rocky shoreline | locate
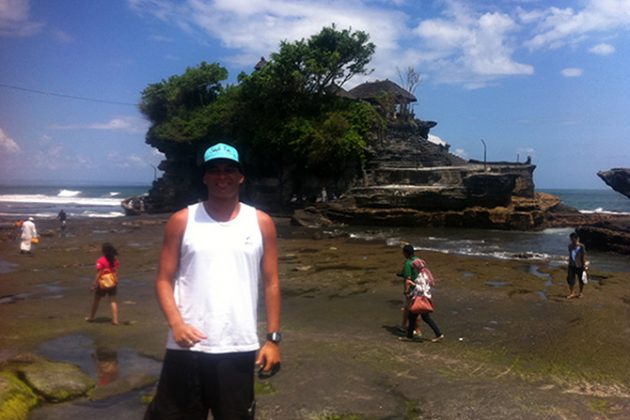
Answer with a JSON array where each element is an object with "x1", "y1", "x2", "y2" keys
[{"x1": 1, "y1": 216, "x2": 629, "y2": 418}]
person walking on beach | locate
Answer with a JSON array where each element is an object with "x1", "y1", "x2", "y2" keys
[
  {"x1": 398, "y1": 247, "x2": 421, "y2": 337},
  {"x1": 400, "y1": 245, "x2": 444, "y2": 342},
  {"x1": 19, "y1": 217, "x2": 38, "y2": 255},
  {"x1": 86, "y1": 242, "x2": 120, "y2": 325},
  {"x1": 567, "y1": 232, "x2": 587, "y2": 299},
  {"x1": 57, "y1": 209, "x2": 67, "y2": 233},
  {"x1": 145, "y1": 142, "x2": 281, "y2": 420}
]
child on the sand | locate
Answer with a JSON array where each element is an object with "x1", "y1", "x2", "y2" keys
[{"x1": 86, "y1": 242, "x2": 120, "y2": 325}]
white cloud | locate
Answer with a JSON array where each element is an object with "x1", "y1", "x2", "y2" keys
[
  {"x1": 128, "y1": 0, "x2": 630, "y2": 89},
  {"x1": 589, "y1": 42, "x2": 615, "y2": 55},
  {"x1": 129, "y1": 0, "x2": 408, "y2": 83},
  {"x1": 0, "y1": 0, "x2": 43, "y2": 37},
  {"x1": 412, "y1": 4, "x2": 533, "y2": 87},
  {"x1": 50, "y1": 116, "x2": 149, "y2": 134},
  {"x1": 523, "y1": 0, "x2": 630, "y2": 50},
  {"x1": 106, "y1": 150, "x2": 164, "y2": 169},
  {"x1": 129, "y1": 0, "x2": 535, "y2": 88},
  {"x1": 52, "y1": 28, "x2": 74, "y2": 43},
  {"x1": 517, "y1": 147, "x2": 535, "y2": 159},
  {"x1": 30, "y1": 143, "x2": 93, "y2": 171},
  {"x1": 561, "y1": 67, "x2": 583, "y2": 77},
  {"x1": 453, "y1": 148, "x2": 468, "y2": 159},
  {"x1": 0, "y1": 127, "x2": 21, "y2": 153}
]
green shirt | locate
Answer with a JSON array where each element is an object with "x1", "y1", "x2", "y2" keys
[{"x1": 402, "y1": 256, "x2": 419, "y2": 280}]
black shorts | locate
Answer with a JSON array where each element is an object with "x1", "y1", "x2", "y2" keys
[
  {"x1": 144, "y1": 349, "x2": 256, "y2": 420},
  {"x1": 95, "y1": 286, "x2": 117, "y2": 297},
  {"x1": 566, "y1": 266, "x2": 584, "y2": 286}
]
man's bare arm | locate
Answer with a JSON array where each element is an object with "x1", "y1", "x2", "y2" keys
[
  {"x1": 255, "y1": 210, "x2": 281, "y2": 371},
  {"x1": 155, "y1": 208, "x2": 207, "y2": 347}
]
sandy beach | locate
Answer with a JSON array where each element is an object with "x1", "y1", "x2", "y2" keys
[{"x1": 1, "y1": 215, "x2": 629, "y2": 419}]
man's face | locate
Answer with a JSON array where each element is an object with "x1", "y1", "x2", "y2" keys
[{"x1": 203, "y1": 160, "x2": 244, "y2": 198}]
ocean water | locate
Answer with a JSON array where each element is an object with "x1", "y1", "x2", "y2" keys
[
  {"x1": 0, "y1": 185, "x2": 149, "y2": 219},
  {"x1": 540, "y1": 188, "x2": 630, "y2": 215},
  {"x1": 344, "y1": 188, "x2": 630, "y2": 273}
]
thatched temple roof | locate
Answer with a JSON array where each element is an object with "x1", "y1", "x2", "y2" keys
[
  {"x1": 348, "y1": 79, "x2": 416, "y2": 104},
  {"x1": 254, "y1": 57, "x2": 267, "y2": 71}
]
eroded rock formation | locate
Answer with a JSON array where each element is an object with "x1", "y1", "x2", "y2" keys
[
  {"x1": 321, "y1": 123, "x2": 547, "y2": 230},
  {"x1": 598, "y1": 168, "x2": 630, "y2": 199}
]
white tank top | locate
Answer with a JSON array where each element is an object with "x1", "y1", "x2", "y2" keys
[{"x1": 166, "y1": 202, "x2": 263, "y2": 354}]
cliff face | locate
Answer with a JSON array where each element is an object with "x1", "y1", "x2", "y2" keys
[
  {"x1": 144, "y1": 140, "x2": 205, "y2": 214},
  {"x1": 598, "y1": 168, "x2": 630, "y2": 199}
]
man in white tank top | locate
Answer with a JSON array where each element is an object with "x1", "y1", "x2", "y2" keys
[{"x1": 145, "y1": 143, "x2": 281, "y2": 420}]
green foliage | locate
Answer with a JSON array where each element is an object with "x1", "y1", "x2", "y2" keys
[
  {"x1": 140, "y1": 26, "x2": 379, "y2": 184},
  {"x1": 232, "y1": 26, "x2": 377, "y2": 177},
  {"x1": 140, "y1": 62, "x2": 228, "y2": 143}
]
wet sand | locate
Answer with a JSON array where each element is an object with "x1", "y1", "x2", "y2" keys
[{"x1": 1, "y1": 216, "x2": 629, "y2": 419}]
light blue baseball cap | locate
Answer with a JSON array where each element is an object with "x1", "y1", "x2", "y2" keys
[{"x1": 203, "y1": 143, "x2": 240, "y2": 166}]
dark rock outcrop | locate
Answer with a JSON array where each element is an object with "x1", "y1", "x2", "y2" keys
[
  {"x1": 291, "y1": 207, "x2": 333, "y2": 228},
  {"x1": 321, "y1": 122, "x2": 545, "y2": 229},
  {"x1": 576, "y1": 219, "x2": 630, "y2": 254},
  {"x1": 598, "y1": 168, "x2": 630, "y2": 199},
  {"x1": 326, "y1": 193, "x2": 558, "y2": 230}
]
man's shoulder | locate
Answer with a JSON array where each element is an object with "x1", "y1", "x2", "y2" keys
[{"x1": 165, "y1": 207, "x2": 190, "y2": 232}]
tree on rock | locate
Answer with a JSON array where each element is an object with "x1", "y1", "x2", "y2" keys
[{"x1": 139, "y1": 27, "x2": 382, "y2": 213}]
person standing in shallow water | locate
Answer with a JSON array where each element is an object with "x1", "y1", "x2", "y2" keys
[
  {"x1": 86, "y1": 242, "x2": 120, "y2": 325},
  {"x1": 400, "y1": 245, "x2": 444, "y2": 342},
  {"x1": 19, "y1": 217, "x2": 38, "y2": 255},
  {"x1": 567, "y1": 232, "x2": 587, "y2": 299},
  {"x1": 145, "y1": 143, "x2": 281, "y2": 420},
  {"x1": 57, "y1": 209, "x2": 67, "y2": 233}
]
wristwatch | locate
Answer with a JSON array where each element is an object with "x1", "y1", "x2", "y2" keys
[{"x1": 266, "y1": 332, "x2": 282, "y2": 344}]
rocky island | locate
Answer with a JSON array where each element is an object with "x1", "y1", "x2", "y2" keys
[{"x1": 128, "y1": 27, "x2": 628, "y2": 252}]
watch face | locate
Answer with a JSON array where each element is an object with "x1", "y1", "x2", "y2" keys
[{"x1": 268, "y1": 332, "x2": 282, "y2": 343}]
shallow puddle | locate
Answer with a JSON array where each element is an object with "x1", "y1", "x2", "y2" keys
[
  {"x1": 38, "y1": 334, "x2": 161, "y2": 381},
  {"x1": 485, "y1": 280, "x2": 512, "y2": 288},
  {"x1": 528, "y1": 264, "x2": 553, "y2": 286},
  {"x1": 0, "y1": 293, "x2": 28, "y2": 304},
  {"x1": 0, "y1": 258, "x2": 17, "y2": 273},
  {"x1": 32, "y1": 334, "x2": 162, "y2": 418}
]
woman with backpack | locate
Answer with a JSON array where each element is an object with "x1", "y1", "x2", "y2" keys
[
  {"x1": 400, "y1": 244, "x2": 444, "y2": 342},
  {"x1": 86, "y1": 242, "x2": 120, "y2": 325}
]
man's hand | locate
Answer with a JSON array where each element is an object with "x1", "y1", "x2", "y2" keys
[
  {"x1": 256, "y1": 341, "x2": 280, "y2": 373},
  {"x1": 172, "y1": 322, "x2": 207, "y2": 348}
]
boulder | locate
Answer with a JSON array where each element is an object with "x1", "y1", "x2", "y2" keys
[
  {"x1": 597, "y1": 168, "x2": 630, "y2": 199},
  {"x1": 0, "y1": 371, "x2": 39, "y2": 420},
  {"x1": 576, "y1": 219, "x2": 630, "y2": 254},
  {"x1": 8, "y1": 355, "x2": 94, "y2": 402},
  {"x1": 291, "y1": 207, "x2": 333, "y2": 228}
]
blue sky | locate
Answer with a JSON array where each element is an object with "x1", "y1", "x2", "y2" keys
[{"x1": 1, "y1": 0, "x2": 629, "y2": 188}]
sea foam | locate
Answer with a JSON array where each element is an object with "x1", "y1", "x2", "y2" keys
[{"x1": 57, "y1": 189, "x2": 81, "y2": 197}]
